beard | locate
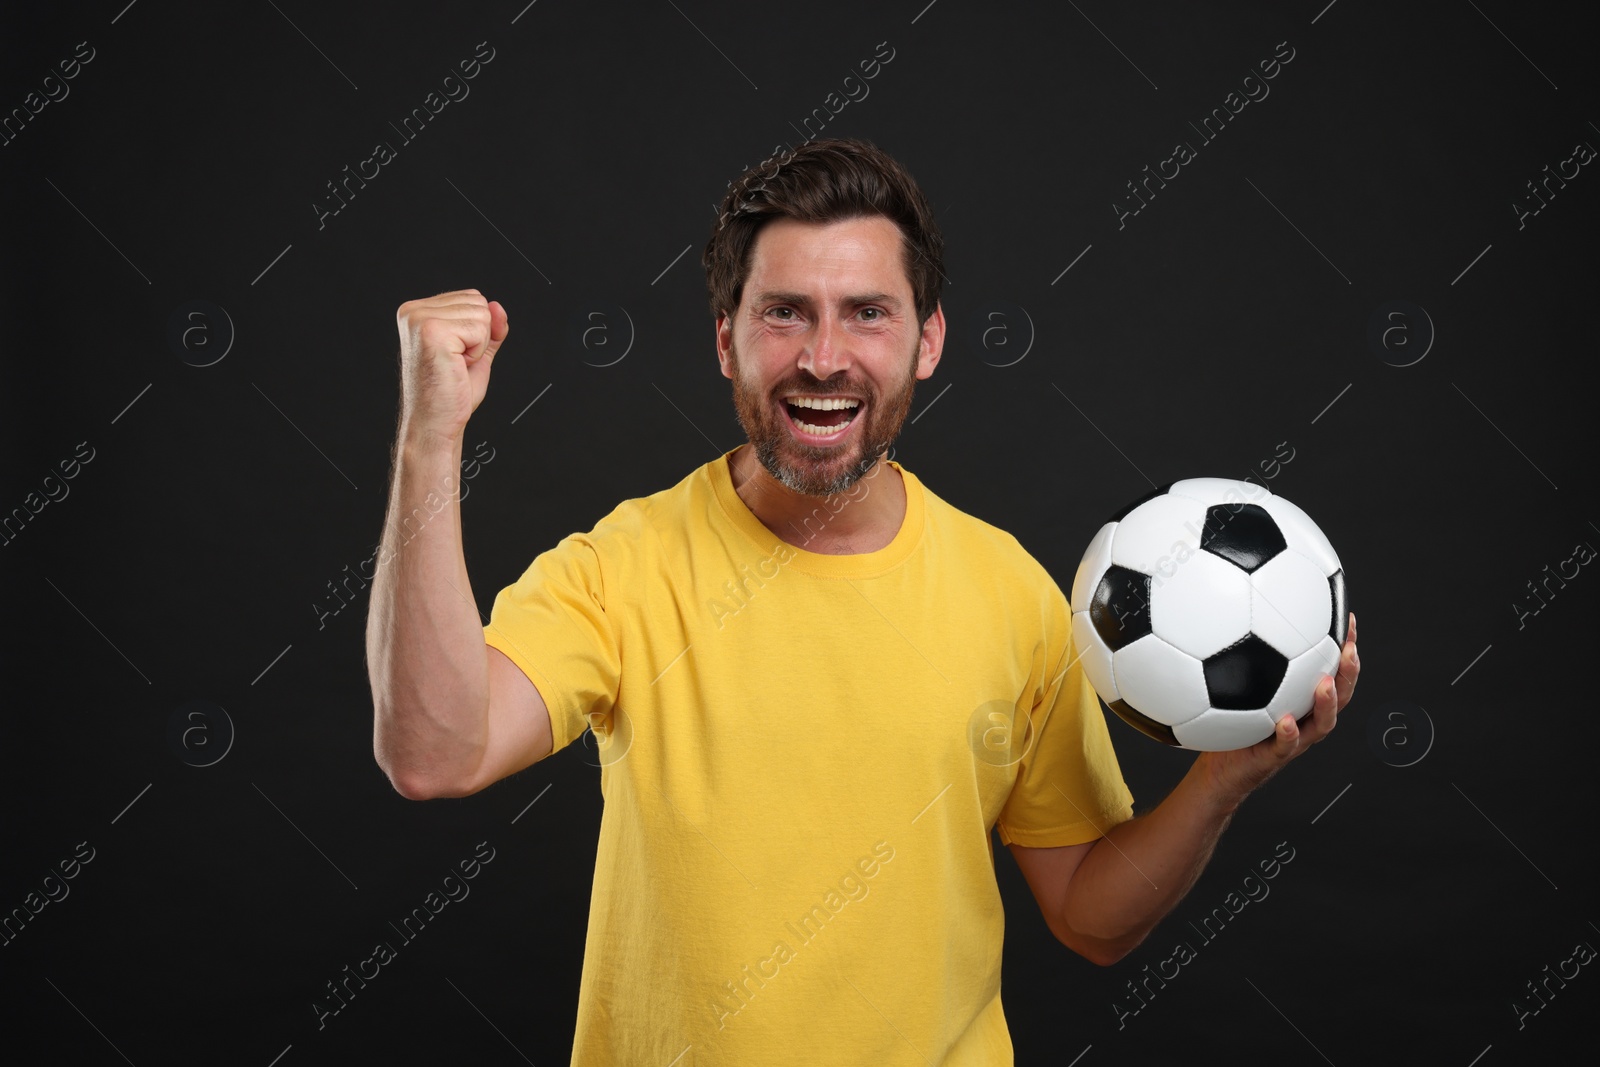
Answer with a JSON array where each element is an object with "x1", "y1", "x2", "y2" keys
[{"x1": 729, "y1": 341, "x2": 918, "y2": 497}]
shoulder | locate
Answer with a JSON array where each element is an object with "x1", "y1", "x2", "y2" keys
[
  {"x1": 571, "y1": 461, "x2": 716, "y2": 558},
  {"x1": 909, "y1": 467, "x2": 1059, "y2": 590},
  {"x1": 908, "y1": 468, "x2": 1081, "y2": 681}
]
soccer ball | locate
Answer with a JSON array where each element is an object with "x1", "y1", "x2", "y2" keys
[{"x1": 1069, "y1": 479, "x2": 1348, "y2": 751}]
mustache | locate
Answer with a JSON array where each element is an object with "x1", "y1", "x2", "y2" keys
[{"x1": 771, "y1": 380, "x2": 871, "y2": 402}]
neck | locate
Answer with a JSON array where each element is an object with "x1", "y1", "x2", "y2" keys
[{"x1": 728, "y1": 444, "x2": 906, "y2": 555}]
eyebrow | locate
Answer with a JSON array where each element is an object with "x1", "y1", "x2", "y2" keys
[{"x1": 750, "y1": 290, "x2": 903, "y2": 310}]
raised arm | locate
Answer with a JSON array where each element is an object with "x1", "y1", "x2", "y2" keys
[{"x1": 366, "y1": 290, "x2": 552, "y2": 800}]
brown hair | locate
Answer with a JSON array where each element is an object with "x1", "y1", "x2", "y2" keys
[{"x1": 701, "y1": 138, "x2": 945, "y2": 328}]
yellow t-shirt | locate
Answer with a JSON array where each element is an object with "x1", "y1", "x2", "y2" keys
[{"x1": 484, "y1": 450, "x2": 1134, "y2": 1066}]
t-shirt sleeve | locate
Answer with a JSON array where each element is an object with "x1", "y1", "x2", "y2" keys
[
  {"x1": 482, "y1": 531, "x2": 622, "y2": 758},
  {"x1": 995, "y1": 582, "x2": 1135, "y2": 848}
]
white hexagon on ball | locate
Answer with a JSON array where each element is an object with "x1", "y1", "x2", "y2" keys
[
  {"x1": 1149, "y1": 549, "x2": 1252, "y2": 660},
  {"x1": 1174, "y1": 708, "x2": 1277, "y2": 751},
  {"x1": 1108, "y1": 494, "x2": 1209, "y2": 576},
  {"x1": 1167, "y1": 477, "x2": 1271, "y2": 508},
  {"x1": 1112, "y1": 636, "x2": 1209, "y2": 727},
  {"x1": 1249, "y1": 550, "x2": 1333, "y2": 659}
]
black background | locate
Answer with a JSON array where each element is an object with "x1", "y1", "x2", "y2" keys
[{"x1": 2, "y1": 1, "x2": 1595, "y2": 1064}]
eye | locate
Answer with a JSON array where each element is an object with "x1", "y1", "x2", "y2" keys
[
  {"x1": 768, "y1": 306, "x2": 796, "y2": 320},
  {"x1": 859, "y1": 307, "x2": 882, "y2": 321}
]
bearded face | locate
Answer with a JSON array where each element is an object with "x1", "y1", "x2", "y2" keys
[
  {"x1": 728, "y1": 337, "x2": 919, "y2": 497},
  {"x1": 717, "y1": 216, "x2": 941, "y2": 496}
]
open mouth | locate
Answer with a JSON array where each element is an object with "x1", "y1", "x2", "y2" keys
[{"x1": 783, "y1": 395, "x2": 862, "y2": 439}]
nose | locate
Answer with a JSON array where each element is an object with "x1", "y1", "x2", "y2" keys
[{"x1": 798, "y1": 309, "x2": 851, "y2": 382}]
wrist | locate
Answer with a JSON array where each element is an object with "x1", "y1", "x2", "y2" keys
[
  {"x1": 1190, "y1": 752, "x2": 1251, "y2": 817},
  {"x1": 398, "y1": 419, "x2": 465, "y2": 460}
]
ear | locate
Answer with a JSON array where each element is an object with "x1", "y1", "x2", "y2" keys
[
  {"x1": 715, "y1": 311, "x2": 735, "y2": 380},
  {"x1": 914, "y1": 301, "x2": 945, "y2": 380}
]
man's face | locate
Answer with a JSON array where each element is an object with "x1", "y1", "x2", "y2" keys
[{"x1": 716, "y1": 216, "x2": 944, "y2": 496}]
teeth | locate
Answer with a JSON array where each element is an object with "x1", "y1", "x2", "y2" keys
[
  {"x1": 794, "y1": 418, "x2": 850, "y2": 436},
  {"x1": 787, "y1": 396, "x2": 861, "y2": 411}
]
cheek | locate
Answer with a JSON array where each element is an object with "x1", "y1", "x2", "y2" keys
[{"x1": 737, "y1": 342, "x2": 792, "y2": 385}]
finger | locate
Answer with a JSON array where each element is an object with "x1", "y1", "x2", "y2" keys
[
  {"x1": 1267, "y1": 711, "x2": 1303, "y2": 761},
  {"x1": 1290, "y1": 679, "x2": 1335, "y2": 748},
  {"x1": 398, "y1": 299, "x2": 489, "y2": 338},
  {"x1": 1334, "y1": 637, "x2": 1359, "y2": 710},
  {"x1": 414, "y1": 313, "x2": 485, "y2": 360},
  {"x1": 427, "y1": 302, "x2": 493, "y2": 326},
  {"x1": 460, "y1": 321, "x2": 491, "y2": 363},
  {"x1": 438, "y1": 307, "x2": 492, "y2": 363},
  {"x1": 430, "y1": 288, "x2": 485, "y2": 305},
  {"x1": 402, "y1": 292, "x2": 486, "y2": 322},
  {"x1": 1310, "y1": 674, "x2": 1339, "y2": 737}
]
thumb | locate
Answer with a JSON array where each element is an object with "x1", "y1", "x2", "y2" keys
[
  {"x1": 464, "y1": 300, "x2": 509, "y2": 367},
  {"x1": 479, "y1": 299, "x2": 509, "y2": 364}
]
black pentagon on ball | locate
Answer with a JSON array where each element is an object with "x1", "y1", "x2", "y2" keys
[
  {"x1": 1090, "y1": 566, "x2": 1152, "y2": 651},
  {"x1": 1107, "y1": 698, "x2": 1179, "y2": 746},
  {"x1": 1199, "y1": 504, "x2": 1286, "y2": 573},
  {"x1": 1329, "y1": 569, "x2": 1348, "y2": 644},
  {"x1": 1105, "y1": 482, "x2": 1174, "y2": 524},
  {"x1": 1204, "y1": 634, "x2": 1289, "y2": 710}
]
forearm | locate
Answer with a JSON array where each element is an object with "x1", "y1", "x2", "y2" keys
[
  {"x1": 366, "y1": 429, "x2": 488, "y2": 797},
  {"x1": 1058, "y1": 755, "x2": 1241, "y2": 964}
]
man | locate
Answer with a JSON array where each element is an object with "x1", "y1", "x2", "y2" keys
[{"x1": 367, "y1": 138, "x2": 1360, "y2": 1065}]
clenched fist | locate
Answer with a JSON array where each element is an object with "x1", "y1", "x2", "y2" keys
[{"x1": 395, "y1": 289, "x2": 509, "y2": 445}]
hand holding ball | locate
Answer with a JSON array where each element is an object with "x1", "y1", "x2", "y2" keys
[{"x1": 1070, "y1": 479, "x2": 1347, "y2": 751}]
